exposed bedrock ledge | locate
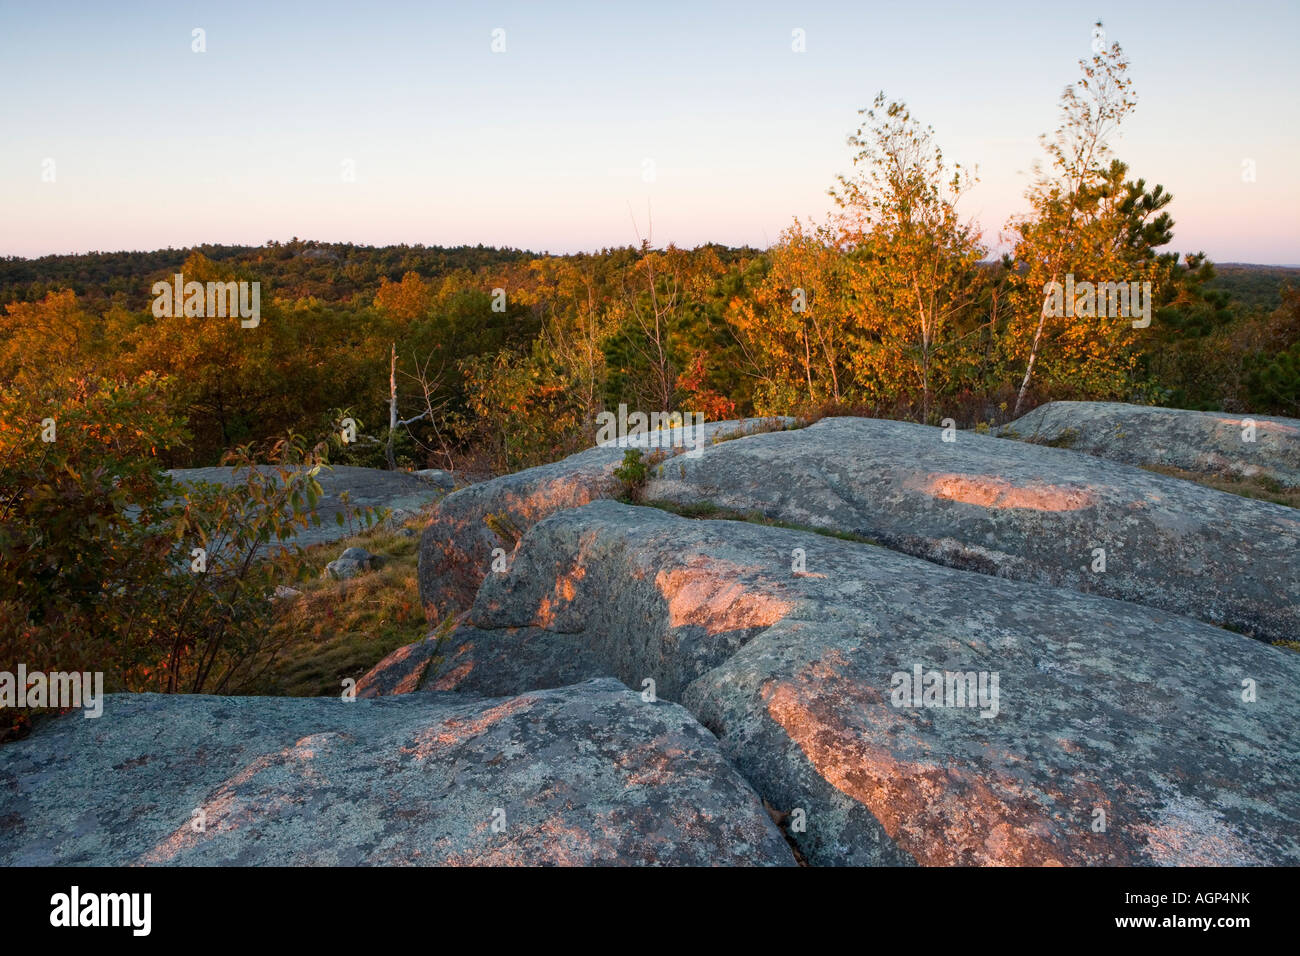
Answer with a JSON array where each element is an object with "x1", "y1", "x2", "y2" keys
[
  {"x1": 420, "y1": 501, "x2": 1300, "y2": 866},
  {"x1": 643, "y1": 417, "x2": 1300, "y2": 644},
  {"x1": 416, "y1": 417, "x2": 793, "y2": 618},
  {"x1": 170, "y1": 464, "x2": 449, "y2": 550},
  {"x1": 0, "y1": 680, "x2": 794, "y2": 866},
  {"x1": 1002, "y1": 401, "x2": 1300, "y2": 488}
]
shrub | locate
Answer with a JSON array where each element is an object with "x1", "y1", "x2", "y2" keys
[
  {"x1": 612, "y1": 449, "x2": 649, "y2": 502},
  {"x1": 0, "y1": 373, "x2": 373, "y2": 736}
]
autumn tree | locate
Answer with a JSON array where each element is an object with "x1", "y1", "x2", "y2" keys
[
  {"x1": 1005, "y1": 24, "x2": 1175, "y2": 415},
  {"x1": 0, "y1": 290, "x2": 106, "y2": 384},
  {"x1": 832, "y1": 95, "x2": 985, "y2": 421},
  {"x1": 726, "y1": 219, "x2": 856, "y2": 411},
  {"x1": 614, "y1": 236, "x2": 685, "y2": 413},
  {"x1": 373, "y1": 271, "x2": 434, "y2": 322},
  {"x1": 533, "y1": 256, "x2": 616, "y2": 435},
  {"x1": 0, "y1": 355, "x2": 351, "y2": 737}
]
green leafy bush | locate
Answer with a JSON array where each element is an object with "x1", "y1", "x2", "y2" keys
[
  {"x1": 0, "y1": 373, "x2": 369, "y2": 737},
  {"x1": 612, "y1": 449, "x2": 650, "y2": 502}
]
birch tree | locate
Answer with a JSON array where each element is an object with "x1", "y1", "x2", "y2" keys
[
  {"x1": 832, "y1": 94, "x2": 984, "y2": 421},
  {"x1": 1006, "y1": 24, "x2": 1138, "y2": 416}
]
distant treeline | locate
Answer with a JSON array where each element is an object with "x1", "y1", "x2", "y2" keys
[
  {"x1": 6, "y1": 242, "x2": 1293, "y2": 317},
  {"x1": 0, "y1": 240, "x2": 541, "y2": 311},
  {"x1": 1206, "y1": 265, "x2": 1300, "y2": 312}
]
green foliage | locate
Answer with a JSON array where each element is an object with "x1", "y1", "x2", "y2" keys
[
  {"x1": 1208, "y1": 266, "x2": 1298, "y2": 312},
  {"x1": 0, "y1": 373, "x2": 190, "y2": 712},
  {"x1": 459, "y1": 345, "x2": 588, "y2": 473},
  {"x1": 1245, "y1": 339, "x2": 1300, "y2": 416},
  {"x1": 163, "y1": 435, "x2": 379, "y2": 695},
  {"x1": 4, "y1": 230, "x2": 1295, "y2": 485},
  {"x1": 0, "y1": 240, "x2": 539, "y2": 313},
  {"x1": 0, "y1": 367, "x2": 373, "y2": 735},
  {"x1": 1144, "y1": 285, "x2": 1300, "y2": 413},
  {"x1": 318, "y1": 407, "x2": 395, "y2": 469},
  {"x1": 612, "y1": 449, "x2": 652, "y2": 502}
]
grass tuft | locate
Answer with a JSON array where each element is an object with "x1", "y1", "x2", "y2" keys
[{"x1": 1141, "y1": 465, "x2": 1299, "y2": 508}]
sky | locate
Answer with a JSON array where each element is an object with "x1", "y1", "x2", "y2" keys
[{"x1": 1, "y1": 0, "x2": 1297, "y2": 263}]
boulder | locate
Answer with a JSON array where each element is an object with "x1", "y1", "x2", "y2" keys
[
  {"x1": 418, "y1": 500, "x2": 1300, "y2": 865},
  {"x1": 353, "y1": 635, "x2": 442, "y2": 697},
  {"x1": 417, "y1": 417, "x2": 793, "y2": 618},
  {"x1": 0, "y1": 680, "x2": 795, "y2": 866},
  {"x1": 644, "y1": 417, "x2": 1300, "y2": 644},
  {"x1": 413, "y1": 468, "x2": 457, "y2": 492},
  {"x1": 418, "y1": 415, "x2": 1299, "y2": 642},
  {"x1": 170, "y1": 464, "x2": 444, "y2": 551},
  {"x1": 417, "y1": 445, "x2": 619, "y2": 618},
  {"x1": 322, "y1": 546, "x2": 377, "y2": 580},
  {"x1": 1002, "y1": 401, "x2": 1300, "y2": 488}
]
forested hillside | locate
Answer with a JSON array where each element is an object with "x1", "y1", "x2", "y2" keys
[{"x1": 3, "y1": 237, "x2": 1296, "y2": 475}]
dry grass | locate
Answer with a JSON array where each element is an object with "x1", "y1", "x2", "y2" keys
[
  {"x1": 1140, "y1": 464, "x2": 1300, "y2": 509},
  {"x1": 240, "y1": 514, "x2": 434, "y2": 698}
]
